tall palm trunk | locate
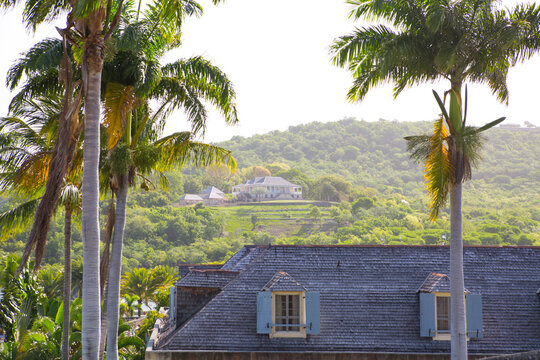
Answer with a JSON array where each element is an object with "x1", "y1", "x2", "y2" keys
[
  {"x1": 99, "y1": 198, "x2": 116, "y2": 360},
  {"x1": 448, "y1": 82, "x2": 467, "y2": 360},
  {"x1": 62, "y1": 206, "x2": 73, "y2": 360},
  {"x1": 105, "y1": 175, "x2": 128, "y2": 360},
  {"x1": 450, "y1": 183, "x2": 467, "y2": 360},
  {"x1": 81, "y1": 32, "x2": 105, "y2": 360},
  {"x1": 16, "y1": 34, "x2": 81, "y2": 274}
]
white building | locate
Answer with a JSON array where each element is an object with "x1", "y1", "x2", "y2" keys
[{"x1": 232, "y1": 176, "x2": 302, "y2": 201}]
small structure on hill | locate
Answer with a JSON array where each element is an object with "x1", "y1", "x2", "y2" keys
[
  {"x1": 199, "y1": 186, "x2": 225, "y2": 205},
  {"x1": 232, "y1": 176, "x2": 302, "y2": 201},
  {"x1": 178, "y1": 194, "x2": 203, "y2": 206},
  {"x1": 179, "y1": 186, "x2": 225, "y2": 206}
]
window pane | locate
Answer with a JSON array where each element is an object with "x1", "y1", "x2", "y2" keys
[
  {"x1": 436, "y1": 296, "x2": 450, "y2": 332},
  {"x1": 275, "y1": 294, "x2": 300, "y2": 332}
]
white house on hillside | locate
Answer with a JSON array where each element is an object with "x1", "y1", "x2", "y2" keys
[{"x1": 232, "y1": 176, "x2": 302, "y2": 201}]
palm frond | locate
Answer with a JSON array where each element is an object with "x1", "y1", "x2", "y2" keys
[
  {"x1": 8, "y1": 70, "x2": 62, "y2": 113},
  {"x1": 21, "y1": 0, "x2": 69, "y2": 30},
  {"x1": 158, "y1": 57, "x2": 238, "y2": 131},
  {"x1": 347, "y1": 0, "x2": 427, "y2": 30},
  {"x1": 6, "y1": 38, "x2": 63, "y2": 89},
  {"x1": 103, "y1": 83, "x2": 138, "y2": 148},
  {"x1": 154, "y1": 132, "x2": 236, "y2": 172},
  {"x1": 423, "y1": 116, "x2": 452, "y2": 221},
  {"x1": 59, "y1": 183, "x2": 81, "y2": 210},
  {"x1": 0, "y1": 198, "x2": 40, "y2": 241},
  {"x1": 151, "y1": 78, "x2": 207, "y2": 135}
]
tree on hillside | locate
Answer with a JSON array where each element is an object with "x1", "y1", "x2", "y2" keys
[
  {"x1": 332, "y1": 1, "x2": 540, "y2": 358},
  {"x1": 312, "y1": 175, "x2": 352, "y2": 202}
]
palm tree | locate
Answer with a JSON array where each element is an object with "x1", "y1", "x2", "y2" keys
[
  {"x1": 331, "y1": 1, "x2": 540, "y2": 358},
  {"x1": 98, "y1": 7, "x2": 237, "y2": 358},
  {"x1": 59, "y1": 184, "x2": 81, "y2": 360},
  {"x1": 121, "y1": 294, "x2": 140, "y2": 318},
  {"x1": 120, "y1": 268, "x2": 157, "y2": 316},
  {"x1": 0, "y1": 94, "x2": 83, "y2": 360}
]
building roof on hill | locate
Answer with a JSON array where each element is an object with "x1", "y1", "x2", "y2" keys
[
  {"x1": 179, "y1": 194, "x2": 203, "y2": 201},
  {"x1": 200, "y1": 186, "x2": 224, "y2": 195},
  {"x1": 235, "y1": 176, "x2": 300, "y2": 187},
  {"x1": 199, "y1": 186, "x2": 225, "y2": 199},
  {"x1": 156, "y1": 245, "x2": 540, "y2": 355}
]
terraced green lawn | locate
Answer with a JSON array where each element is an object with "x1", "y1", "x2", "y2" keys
[{"x1": 211, "y1": 201, "x2": 334, "y2": 238}]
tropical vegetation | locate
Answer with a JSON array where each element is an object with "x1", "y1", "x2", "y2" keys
[{"x1": 331, "y1": 0, "x2": 540, "y2": 357}]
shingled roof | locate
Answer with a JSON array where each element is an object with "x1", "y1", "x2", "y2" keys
[
  {"x1": 155, "y1": 245, "x2": 540, "y2": 356},
  {"x1": 177, "y1": 269, "x2": 239, "y2": 288},
  {"x1": 417, "y1": 272, "x2": 469, "y2": 293},
  {"x1": 237, "y1": 176, "x2": 299, "y2": 187},
  {"x1": 262, "y1": 271, "x2": 307, "y2": 292}
]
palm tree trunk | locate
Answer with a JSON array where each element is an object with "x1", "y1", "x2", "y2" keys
[
  {"x1": 62, "y1": 206, "x2": 73, "y2": 360},
  {"x1": 99, "y1": 198, "x2": 116, "y2": 360},
  {"x1": 450, "y1": 183, "x2": 467, "y2": 360},
  {"x1": 98, "y1": 284, "x2": 108, "y2": 360},
  {"x1": 81, "y1": 34, "x2": 105, "y2": 360},
  {"x1": 16, "y1": 34, "x2": 82, "y2": 274},
  {"x1": 106, "y1": 175, "x2": 128, "y2": 360}
]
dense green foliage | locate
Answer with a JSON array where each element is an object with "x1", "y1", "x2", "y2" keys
[
  {"x1": 1, "y1": 119, "x2": 539, "y2": 270},
  {"x1": 0, "y1": 255, "x2": 169, "y2": 359}
]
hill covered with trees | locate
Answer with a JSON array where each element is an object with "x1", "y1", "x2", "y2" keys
[{"x1": 1, "y1": 119, "x2": 539, "y2": 269}]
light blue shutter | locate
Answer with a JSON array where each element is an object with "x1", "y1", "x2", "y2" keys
[
  {"x1": 169, "y1": 286, "x2": 176, "y2": 327},
  {"x1": 419, "y1": 293, "x2": 436, "y2": 337},
  {"x1": 466, "y1": 294, "x2": 483, "y2": 338},
  {"x1": 305, "y1": 292, "x2": 320, "y2": 334},
  {"x1": 257, "y1": 291, "x2": 271, "y2": 334}
]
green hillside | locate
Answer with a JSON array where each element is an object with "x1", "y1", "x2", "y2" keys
[
  {"x1": 1, "y1": 119, "x2": 539, "y2": 269},
  {"x1": 220, "y1": 118, "x2": 539, "y2": 199}
]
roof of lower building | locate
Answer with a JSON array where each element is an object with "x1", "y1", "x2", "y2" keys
[
  {"x1": 157, "y1": 245, "x2": 540, "y2": 355},
  {"x1": 177, "y1": 269, "x2": 239, "y2": 289},
  {"x1": 179, "y1": 194, "x2": 203, "y2": 201}
]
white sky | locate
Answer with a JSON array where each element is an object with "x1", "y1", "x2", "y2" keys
[{"x1": 1, "y1": 0, "x2": 539, "y2": 143}]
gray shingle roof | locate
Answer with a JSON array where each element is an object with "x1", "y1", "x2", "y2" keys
[
  {"x1": 177, "y1": 270, "x2": 239, "y2": 288},
  {"x1": 237, "y1": 176, "x2": 300, "y2": 187},
  {"x1": 262, "y1": 271, "x2": 307, "y2": 292},
  {"x1": 178, "y1": 264, "x2": 222, "y2": 277},
  {"x1": 200, "y1": 186, "x2": 224, "y2": 195},
  {"x1": 158, "y1": 245, "x2": 540, "y2": 355},
  {"x1": 179, "y1": 194, "x2": 203, "y2": 201},
  {"x1": 417, "y1": 272, "x2": 469, "y2": 293},
  {"x1": 199, "y1": 186, "x2": 225, "y2": 199}
]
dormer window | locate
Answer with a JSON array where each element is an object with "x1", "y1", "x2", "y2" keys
[
  {"x1": 436, "y1": 294, "x2": 450, "y2": 333},
  {"x1": 257, "y1": 272, "x2": 320, "y2": 337},
  {"x1": 274, "y1": 293, "x2": 302, "y2": 332},
  {"x1": 418, "y1": 273, "x2": 483, "y2": 340}
]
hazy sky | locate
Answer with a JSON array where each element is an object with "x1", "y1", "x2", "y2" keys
[{"x1": 1, "y1": 0, "x2": 539, "y2": 143}]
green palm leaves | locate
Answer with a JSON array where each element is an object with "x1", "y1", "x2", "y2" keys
[
  {"x1": 405, "y1": 90, "x2": 504, "y2": 220},
  {"x1": 331, "y1": 0, "x2": 540, "y2": 103}
]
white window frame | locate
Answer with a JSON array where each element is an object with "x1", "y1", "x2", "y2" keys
[
  {"x1": 270, "y1": 291, "x2": 306, "y2": 338},
  {"x1": 433, "y1": 292, "x2": 450, "y2": 340},
  {"x1": 433, "y1": 292, "x2": 467, "y2": 341}
]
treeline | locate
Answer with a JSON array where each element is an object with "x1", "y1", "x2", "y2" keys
[{"x1": 1, "y1": 119, "x2": 539, "y2": 270}]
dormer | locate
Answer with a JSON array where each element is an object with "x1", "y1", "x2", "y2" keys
[
  {"x1": 257, "y1": 271, "x2": 320, "y2": 338},
  {"x1": 418, "y1": 272, "x2": 482, "y2": 340}
]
